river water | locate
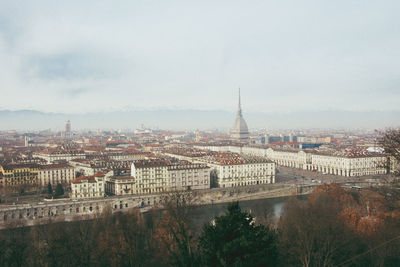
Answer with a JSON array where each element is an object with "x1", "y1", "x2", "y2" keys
[{"x1": 185, "y1": 195, "x2": 307, "y2": 231}]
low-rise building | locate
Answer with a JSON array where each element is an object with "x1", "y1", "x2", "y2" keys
[
  {"x1": 71, "y1": 173, "x2": 106, "y2": 199},
  {"x1": 105, "y1": 176, "x2": 135, "y2": 196}
]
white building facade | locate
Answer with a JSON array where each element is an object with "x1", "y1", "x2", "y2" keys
[
  {"x1": 196, "y1": 145, "x2": 387, "y2": 177},
  {"x1": 105, "y1": 176, "x2": 136, "y2": 196},
  {"x1": 34, "y1": 151, "x2": 86, "y2": 164},
  {"x1": 166, "y1": 163, "x2": 210, "y2": 191},
  {"x1": 208, "y1": 160, "x2": 275, "y2": 188},
  {"x1": 38, "y1": 164, "x2": 75, "y2": 187},
  {"x1": 71, "y1": 173, "x2": 106, "y2": 199},
  {"x1": 131, "y1": 161, "x2": 210, "y2": 195},
  {"x1": 309, "y1": 154, "x2": 387, "y2": 177}
]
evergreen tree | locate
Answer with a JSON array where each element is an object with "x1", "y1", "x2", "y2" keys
[
  {"x1": 47, "y1": 182, "x2": 53, "y2": 196},
  {"x1": 199, "y1": 202, "x2": 277, "y2": 267},
  {"x1": 55, "y1": 183, "x2": 64, "y2": 198}
]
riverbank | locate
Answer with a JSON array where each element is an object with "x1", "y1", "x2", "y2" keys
[
  {"x1": 0, "y1": 182, "x2": 317, "y2": 228},
  {"x1": 191, "y1": 183, "x2": 314, "y2": 205}
]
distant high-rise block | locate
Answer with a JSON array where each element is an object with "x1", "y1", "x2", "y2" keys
[{"x1": 65, "y1": 120, "x2": 71, "y2": 138}]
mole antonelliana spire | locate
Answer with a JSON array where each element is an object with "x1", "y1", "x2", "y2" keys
[{"x1": 231, "y1": 88, "x2": 249, "y2": 140}]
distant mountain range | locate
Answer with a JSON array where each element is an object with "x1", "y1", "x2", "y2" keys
[{"x1": 0, "y1": 109, "x2": 399, "y2": 131}]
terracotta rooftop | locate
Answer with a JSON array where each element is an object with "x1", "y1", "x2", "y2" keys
[
  {"x1": 71, "y1": 173, "x2": 105, "y2": 184},
  {"x1": 35, "y1": 149, "x2": 85, "y2": 155}
]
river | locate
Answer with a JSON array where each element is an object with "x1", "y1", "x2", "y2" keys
[{"x1": 162, "y1": 195, "x2": 308, "y2": 231}]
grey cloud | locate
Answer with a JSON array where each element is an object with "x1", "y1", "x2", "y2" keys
[
  {"x1": 20, "y1": 51, "x2": 128, "y2": 81},
  {"x1": 62, "y1": 88, "x2": 89, "y2": 98}
]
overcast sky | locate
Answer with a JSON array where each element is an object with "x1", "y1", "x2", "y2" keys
[{"x1": 0, "y1": 0, "x2": 399, "y2": 114}]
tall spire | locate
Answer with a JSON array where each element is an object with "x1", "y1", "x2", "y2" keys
[
  {"x1": 238, "y1": 87, "x2": 242, "y2": 115},
  {"x1": 231, "y1": 87, "x2": 249, "y2": 141}
]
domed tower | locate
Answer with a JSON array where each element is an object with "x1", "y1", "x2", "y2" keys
[{"x1": 231, "y1": 88, "x2": 249, "y2": 140}]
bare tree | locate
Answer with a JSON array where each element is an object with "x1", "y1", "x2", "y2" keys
[
  {"x1": 380, "y1": 128, "x2": 400, "y2": 175},
  {"x1": 278, "y1": 192, "x2": 362, "y2": 266},
  {"x1": 154, "y1": 191, "x2": 199, "y2": 266}
]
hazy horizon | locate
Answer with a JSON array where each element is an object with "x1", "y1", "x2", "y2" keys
[{"x1": 0, "y1": 108, "x2": 399, "y2": 131}]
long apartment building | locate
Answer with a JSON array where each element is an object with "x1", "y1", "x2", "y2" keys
[
  {"x1": 105, "y1": 176, "x2": 135, "y2": 196},
  {"x1": 0, "y1": 164, "x2": 39, "y2": 187},
  {"x1": 201, "y1": 153, "x2": 275, "y2": 188},
  {"x1": 196, "y1": 145, "x2": 387, "y2": 177},
  {"x1": 106, "y1": 152, "x2": 148, "y2": 161},
  {"x1": 163, "y1": 147, "x2": 275, "y2": 188},
  {"x1": 33, "y1": 150, "x2": 86, "y2": 164},
  {"x1": 69, "y1": 158, "x2": 139, "y2": 176},
  {"x1": 264, "y1": 147, "x2": 387, "y2": 177},
  {"x1": 131, "y1": 159, "x2": 210, "y2": 195},
  {"x1": 309, "y1": 153, "x2": 387, "y2": 176},
  {"x1": 38, "y1": 164, "x2": 75, "y2": 187}
]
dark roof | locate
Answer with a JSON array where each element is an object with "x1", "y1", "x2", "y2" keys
[
  {"x1": 39, "y1": 164, "x2": 73, "y2": 170},
  {"x1": 133, "y1": 160, "x2": 169, "y2": 168},
  {"x1": 1, "y1": 163, "x2": 40, "y2": 170}
]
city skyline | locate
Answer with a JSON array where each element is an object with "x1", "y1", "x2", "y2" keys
[
  {"x1": 1, "y1": 1, "x2": 400, "y2": 115},
  {"x1": 0, "y1": 108, "x2": 399, "y2": 131}
]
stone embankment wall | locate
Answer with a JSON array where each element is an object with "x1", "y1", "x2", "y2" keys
[
  {"x1": 0, "y1": 184, "x2": 316, "y2": 228},
  {"x1": 192, "y1": 183, "x2": 315, "y2": 205}
]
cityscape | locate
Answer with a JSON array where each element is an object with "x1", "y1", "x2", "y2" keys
[{"x1": 1, "y1": 1, "x2": 400, "y2": 266}]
